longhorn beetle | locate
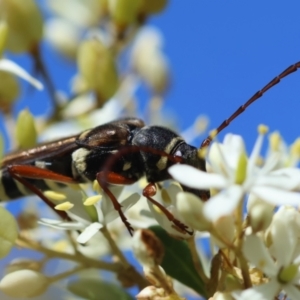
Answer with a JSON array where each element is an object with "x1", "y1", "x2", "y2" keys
[{"x1": 1, "y1": 61, "x2": 300, "y2": 235}]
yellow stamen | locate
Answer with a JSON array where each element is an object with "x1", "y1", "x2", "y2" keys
[
  {"x1": 43, "y1": 190, "x2": 66, "y2": 201},
  {"x1": 291, "y1": 138, "x2": 300, "y2": 157},
  {"x1": 269, "y1": 131, "x2": 281, "y2": 151},
  {"x1": 92, "y1": 180, "x2": 102, "y2": 193},
  {"x1": 84, "y1": 195, "x2": 102, "y2": 206},
  {"x1": 197, "y1": 147, "x2": 207, "y2": 159},
  {"x1": 258, "y1": 124, "x2": 269, "y2": 135},
  {"x1": 55, "y1": 202, "x2": 74, "y2": 211},
  {"x1": 235, "y1": 152, "x2": 248, "y2": 184},
  {"x1": 209, "y1": 129, "x2": 218, "y2": 140}
]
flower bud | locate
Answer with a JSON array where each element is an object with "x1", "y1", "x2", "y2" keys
[
  {"x1": 45, "y1": 18, "x2": 79, "y2": 59},
  {"x1": 15, "y1": 109, "x2": 37, "y2": 149},
  {"x1": 0, "y1": 21, "x2": 8, "y2": 56},
  {"x1": 176, "y1": 191, "x2": 211, "y2": 231},
  {"x1": 0, "y1": 270, "x2": 49, "y2": 297},
  {"x1": 247, "y1": 194, "x2": 273, "y2": 232},
  {"x1": 0, "y1": 71, "x2": 19, "y2": 113},
  {"x1": 77, "y1": 39, "x2": 119, "y2": 105},
  {"x1": 140, "y1": 0, "x2": 168, "y2": 15},
  {"x1": 0, "y1": 0, "x2": 43, "y2": 53},
  {"x1": 132, "y1": 229, "x2": 164, "y2": 267},
  {"x1": 131, "y1": 28, "x2": 169, "y2": 94},
  {"x1": 5, "y1": 258, "x2": 41, "y2": 274},
  {"x1": 136, "y1": 286, "x2": 166, "y2": 300},
  {"x1": 109, "y1": 0, "x2": 143, "y2": 32},
  {"x1": 213, "y1": 216, "x2": 235, "y2": 248},
  {"x1": 0, "y1": 207, "x2": 18, "y2": 258}
]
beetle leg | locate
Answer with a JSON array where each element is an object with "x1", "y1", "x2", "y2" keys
[
  {"x1": 96, "y1": 171, "x2": 136, "y2": 236},
  {"x1": 7, "y1": 165, "x2": 73, "y2": 221},
  {"x1": 143, "y1": 183, "x2": 193, "y2": 235}
]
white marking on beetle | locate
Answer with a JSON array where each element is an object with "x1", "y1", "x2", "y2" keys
[
  {"x1": 35, "y1": 161, "x2": 51, "y2": 169},
  {"x1": 72, "y1": 148, "x2": 91, "y2": 175},
  {"x1": 156, "y1": 137, "x2": 184, "y2": 170},
  {"x1": 123, "y1": 162, "x2": 131, "y2": 171}
]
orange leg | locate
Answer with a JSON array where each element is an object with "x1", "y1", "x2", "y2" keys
[
  {"x1": 7, "y1": 164, "x2": 77, "y2": 221},
  {"x1": 97, "y1": 171, "x2": 136, "y2": 236},
  {"x1": 143, "y1": 183, "x2": 193, "y2": 235}
]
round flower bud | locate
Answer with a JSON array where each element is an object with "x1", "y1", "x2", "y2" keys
[
  {"x1": 0, "y1": 207, "x2": 18, "y2": 259},
  {"x1": 77, "y1": 39, "x2": 119, "y2": 105},
  {"x1": 0, "y1": 21, "x2": 8, "y2": 56},
  {"x1": 131, "y1": 28, "x2": 169, "y2": 94},
  {"x1": 247, "y1": 194, "x2": 273, "y2": 232},
  {"x1": 5, "y1": 258, "x2": 41, "y2": 274},
  {"x1": 0, "y1": 270, "x2": 49, "y2": 297},
  {"x1": 176, "y1": 191, "x2": 211, "y2": 231},
  {"x1": 140, "y1": 0, "x2": 168, "y2": 15},
  {"x1": 15, "y1": 109, "x2": 37, "y2": 149},
  {"x1": 44, "y1": 18, "x2": 80, "y2": 59},
  {"x1": 109, "y1": 0, "x2": 143, "y2": 32},
  {"x1": 0, "y1": 0, "x2": 43, "y2": 53},
  {"x1": 213, "y1": 215, "x2": 235, "y2": 248},
  {"x1": 0, "y1": 71, "x2": 19, "y2": 113}
]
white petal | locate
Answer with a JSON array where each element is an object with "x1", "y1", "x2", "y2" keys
[
  {"x1": 251, "y1": 186, "x2": 300, "y2": 206},
  {"x1": 270, "y1": 217, "x2": 297, "y2": 266},
  {"x1": 103, "y1": 193, "x2": 140, "y2": 224},
  {"x1": 38, "y1": 219, "x2": 84, "y2": 230},
  {"x1": 76, "y1": 222, "x2": 103, "y2": 244},
  {"x1": 147, "y1": 201, "x2": 191, "y2": 239},
  {"x1": 176, "y1": 191, "x2": 210, "y2": 231},
  {"x1": 0, "y1": 59, "x2": 43, "y2": 90},
  {"x1": 243, "y1": 234, "x2": 277, "y2": 276},
  {"x1": 284, "y1": 283, "x2": 300, "y2": 299},
  {"x1": 254, "y1": 174, "x2": 300, "y2": 190},
  {"x1": 222, "y1": 134, "x2": 246, "y2": 168},
  {"x1": 203, "y1": 185, "x2": 243, "y2": 221},
  {"x1": 248, "y1": 133, "x2": 264, "y2": 173},
  {"x1": 232, "y1": 280, "x2": 279, "y2": 300},
  {"x1": 169, "y1": 164, "x2": 227, "y2": 189},
  {"x1": 261, "y1": 152, "x2": 281, "y2": 173}
]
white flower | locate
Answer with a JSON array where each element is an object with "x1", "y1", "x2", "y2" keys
[
  {"x1": 169, "y1": 130, "x2": 300, "y2": 222},
  {"x1": 39, "y1": 186, "x2": 141, "y2": 243},
  {"x1": 146, "y1": 183, "x2": 194, "y2": 239},
  {"x1": 232, "y1": 208, "x2": 300, "y2": 299}
]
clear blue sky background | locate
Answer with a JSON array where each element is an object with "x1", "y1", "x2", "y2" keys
[
  {"x1": 148, "y1": 1, "x2": 300, "y2": 152},
  {"x1": 9, "y1": 1, "x2": 300, "y2": 154}
]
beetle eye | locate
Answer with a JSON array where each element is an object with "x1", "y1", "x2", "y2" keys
[{"x1": 175, "y1": 150, "x2": 182, "y2": 157}]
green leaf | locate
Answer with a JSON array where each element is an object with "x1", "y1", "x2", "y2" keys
[
  {"x1": 67, "y1": 279, "x2": 134, "y2": 300},
  {"x1": 0, "y1": 207, "x2": 18, "y2": 258},
  {"x1": 149, "y1": 226, "x2": 206, "y2": 297}
]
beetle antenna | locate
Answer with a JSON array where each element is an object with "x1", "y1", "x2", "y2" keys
[{"x1": 201, "y1": 61, "x2": 300, "y2": 148}]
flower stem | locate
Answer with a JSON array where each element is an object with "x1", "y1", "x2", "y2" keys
[
  {"x1": 186, "y1": 236, "x2": 209, "y2": 284},
  {"x1": 16, "y1": 235, "x2": 120, "y2": 272}
]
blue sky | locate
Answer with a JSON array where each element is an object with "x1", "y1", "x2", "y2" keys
[{"x1": 148, "y1": 1, "x2": 300, "y2": 151}]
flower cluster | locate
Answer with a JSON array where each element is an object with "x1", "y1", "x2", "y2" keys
[{"x1": 169, "y1": 127, "x2": 300, "y2": 299}]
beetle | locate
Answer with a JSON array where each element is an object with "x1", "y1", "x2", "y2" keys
[{"x1": 1, "y1": 61, "x2": 300, "y2": 235}]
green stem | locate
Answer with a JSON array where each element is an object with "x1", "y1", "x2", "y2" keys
[
  {"x1": 186, "y1": 236, "x2": 209, "y2": 284},
  {"x1": 16, "y1": 236, "x2": 120, "y2": 272}
]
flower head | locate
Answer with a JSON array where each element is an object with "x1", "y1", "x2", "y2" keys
[{"x1": 169, "y1": 128, "x2": 300, "y2": 223}]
